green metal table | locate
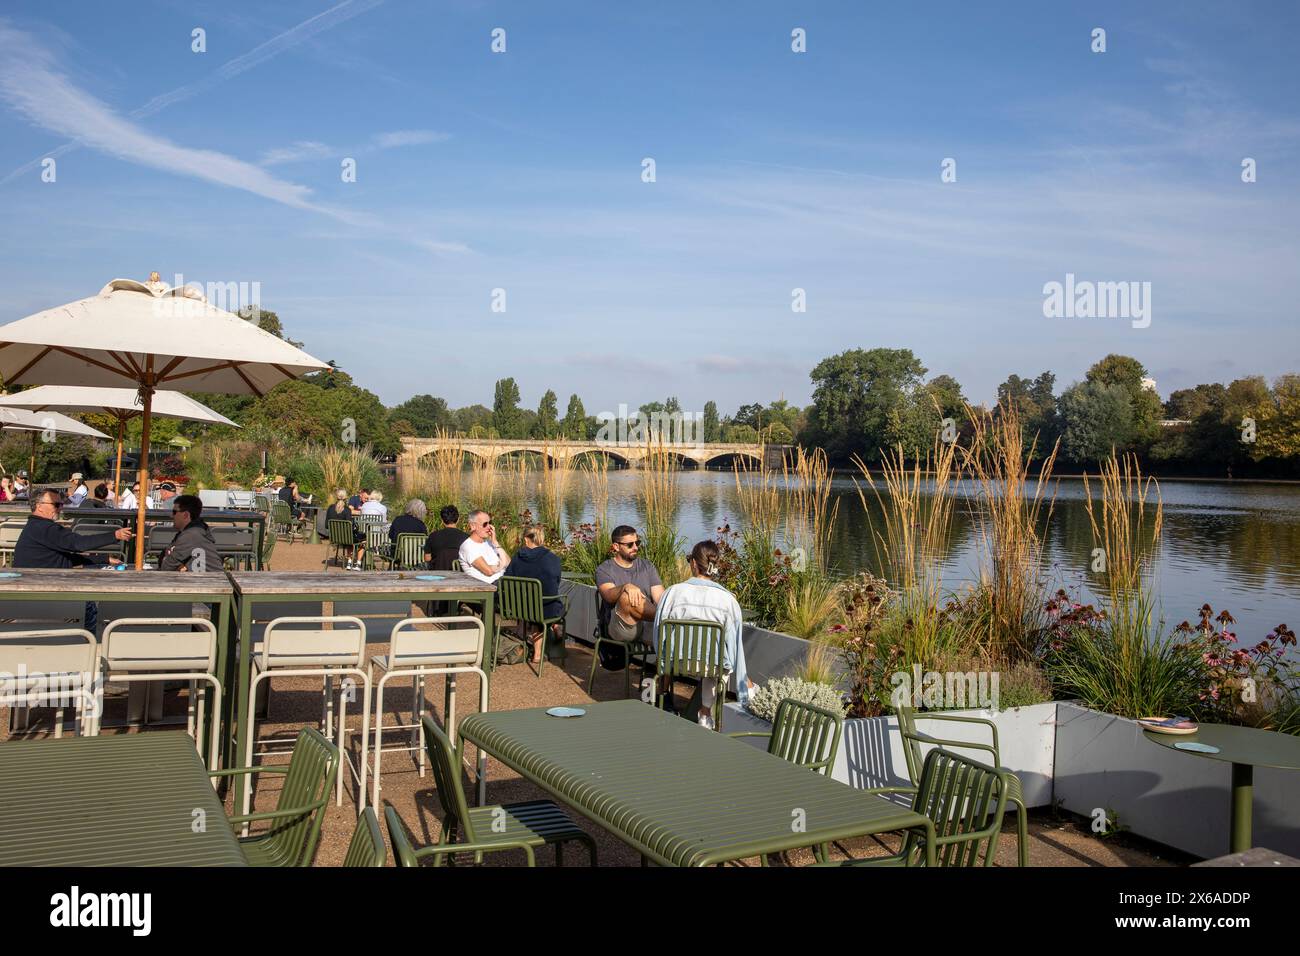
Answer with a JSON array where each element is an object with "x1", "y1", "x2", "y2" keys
[
  {"x1": 0, "y1": 567, "x2": 233, "y2": 757},
  {"x1": 229, "y1": 570, "x2": 496, "y2": 817},
  {"x1": 1144, "y1": 723, "x2": 1300, "y2": 854},
  {"x1": 0, "y1": 731, "x2": 247, "y2": 865},
  {"x1": 459, "y1": 699, "x2": 935, "y2": 867}
]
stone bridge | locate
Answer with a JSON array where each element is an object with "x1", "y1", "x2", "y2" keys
[{"x1": 398, "y1": 437, "x2": 788, "y2": 485}]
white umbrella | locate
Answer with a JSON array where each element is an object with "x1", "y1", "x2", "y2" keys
[
  {"x1": 0, "y1": 386, "x2": 239, "y2": 501},
  {"x1": 0, "y1": 278, "x2": 329, "y2": 566},
  {"x1": 0, "y1": 407, "x2": 111, "y2": 481}
]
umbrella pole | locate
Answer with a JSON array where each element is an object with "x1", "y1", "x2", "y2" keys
[
  {"x1": 134, "y1": 370, "x2": 154, "y2": 570},
  {"x1": 113, "y1": 416, "x2": 125, "y2": 504},
  {"x1": 29, "y1": 431, "x2": 36, "y2": 481}
]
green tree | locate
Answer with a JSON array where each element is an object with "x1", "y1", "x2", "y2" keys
[
  {"x1": 1255, "y1": 375, "x2": 1300, "y2": 461},
  {"x1": 453, "y1": 404, "x2": 493, "y2": 435},
  {"x1": 492, "y1": 378, "x2": 523, "y2": 439},
  {"x1": 238, "y1": 307, "x2": 303, "y2": 349},
  {"x1": 702, "y1": 401, "x2": 720, "y2": 442},
  {"x1": 388, "y1": 394, "x2": 450, "y2": 436},
  {"x1": 805, "y1": 348, "x2": 928, "y2": 461},
  {"x1": 1085, "y1": 354, "x2": 1162, "y2": 447},
  {"x1": 997, "y1": 371, "x2": 1059, "y2": 453},
  {"x1": 561, "y1": 394, "x2": 586, "y2": 439},
  {"x1": 533, "y1": 390, "x2": 559, "y2": 438},
  {"x1": 1057, "y1": 381, "x2": 1134, "y2": 463}
]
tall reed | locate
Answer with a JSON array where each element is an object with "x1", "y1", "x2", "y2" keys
[
  {"x1": 318, "y1": 442, "x2": 376, "y2": 499},
  {"x1": 638, "y1": 438, "x2": 686, "y2": 584},
  {"x1": 961, "y1": 401, "x2": 1059, "y2": 662},
  {"x1": 467, "y1": 448, "x2": 499, "y2": 512},
  {"x1": 537, "y1": 444, "x2": 570, "y2": 533},
  {"x1": 853, "y1": 437, "x2": 960, "y2": 668},
  {"x1": 1083, "y1": 451, "x2": 1164, "y2": 641},
  {"x1": 783, "y1": 446, "x2": 839, "y2": 573},
  {"x1": 415, "y1": 429, "x2": 464, "y2": 509}
]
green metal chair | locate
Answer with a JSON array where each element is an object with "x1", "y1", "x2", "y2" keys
[
  {"x1": 389, "y1": 532, "x2": 426, "y2": 571},
  {"x1": 587, "y1": 588, "x2": 655, "y2": 699},
  {"x1": 327, "y1": 518, "x2": 356, "y2": 568},
  {"x1": 892, "y1": 705, "x2": 1029, "y2": 867},
  {"x1": 384, "y1": 803, "x2": 536, "y2": 867},
  {"x1": 825, "y1": 748, "x2": 1012, "y2": 867},
  {"x1": 212, "y1": 727, "x2": 338, "y2": 867},
  {"x1": 730, "y1": 698, "x2": 844, "y2": 775},
  {"x1": 655, "y1": 618, "x2": 727, "y2": 730},
  {"x1": 270, "y1": 501, "x2": 303, "y2": 543},
  {"x1": 342, "y1": 807, "x2": 387, "y2": 867},
  {"x1": 420, "y1": 715, "x2": 596, "y2": 866},
  {"x1": 260, "y1": 521, "x2": 277, "y2": 570},
  {"x1": 493, "y1": 575, "x2": 569, "y2": 678}
]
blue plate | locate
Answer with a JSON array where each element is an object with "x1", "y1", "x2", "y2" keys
[
  {"x1": 546, "y1": 707, "x2": 586, "y2": 718},
  {"x1": 0, "y1": 571, "x2": 20, "y2": 579},
  {"x1": 415, "y1": 574, "x2": 446, "y2": 581},
  {"x1": 1175, "y1": 742, "x2": 1221, "y2": 754}
]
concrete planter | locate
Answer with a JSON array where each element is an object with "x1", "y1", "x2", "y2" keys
[
  {"x1": 723, "y1": 700, "x2": 1057, "y2": 806},
  {"x1": 1052, "y1": 702, "x2": 1300, "y2": 858}
]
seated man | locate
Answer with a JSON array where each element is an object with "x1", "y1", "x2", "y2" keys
[
  {"x1": 158, "y1": 494, "x2": 222, "y2": 572},
  {"x1": 14, "y1": 490, "x2": 134, "y2": 568},
  {"x1": 595, "y1": 525, "x2": 663, "y2": 644},
  {"x1": 81, "y1": 483, "x2": 112, "y2": 509},
  {"x1": 457, "y1": 509, "x2": 509, "y2": 584}
]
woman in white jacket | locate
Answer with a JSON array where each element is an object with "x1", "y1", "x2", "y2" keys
[{"x1": 652, "y1": 540, "x2": 753, "y2": 729}]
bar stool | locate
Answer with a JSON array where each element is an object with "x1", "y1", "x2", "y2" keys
[
  {"x1": 99, "y1": 618, "x2": 222, "y2": 770},
  {"x1": 370, "y1": 616, "x2": 487, "y2": 809},
  {"x1": 245, "y1": 616, "x2": 372, "y2": 813},
  {"x1": 0, "y1": 629, "x2": 99, "y2": 737}
]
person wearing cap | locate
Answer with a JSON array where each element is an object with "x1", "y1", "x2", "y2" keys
[
  {"x1": 155, "y1": 481, "x2": 179, "y2": 507},
  {"x1": 12, "y1": 471, "x2": 29, "y2": 500},
  {"x1": 14, "y1": 489, "x2": 134, "y2": 569},
  {"x1": 67, "y1": 473, "x2": 88, "y2": 507}
]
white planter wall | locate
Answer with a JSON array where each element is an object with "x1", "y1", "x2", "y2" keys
[
  {"x1": 723, "y1": 701, "x2": 1057, "y2": 807},
  {"x1": 1052, "y1": 702, "x2": 1300, "y2": 858}
]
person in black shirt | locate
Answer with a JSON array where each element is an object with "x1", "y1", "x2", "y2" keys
[
  {"x1": 511, "y1": 524, "x2": 565, "y2": 664},
  {"x1": 14, "y1": 490, "x2": 134, "y2": 569},
  {"x1": 389, "y1": 498, "x2": 428, "y2": 543},
  {"x1": 78, "y1": 483, "x2": 112, "y2": 509},
  {"x1": 424, "y1": 504, "x2": 468, "y2": 570}
]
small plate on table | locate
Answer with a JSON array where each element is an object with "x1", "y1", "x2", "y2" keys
[
  {"x1": 546, "y1": 706, "x2": 586, "y2": 718},
  {"x1": 1138, "y1": 715, "x2": 1199, "y2": 735}
]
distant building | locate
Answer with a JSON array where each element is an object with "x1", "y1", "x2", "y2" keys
[{"x1": 1141, "y1": 377, "x2": 1157, "y2": 392}]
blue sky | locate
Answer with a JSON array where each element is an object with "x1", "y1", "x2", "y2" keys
[{"x1": 0, "y1": 0, "x2": 1297, "y2": 417}]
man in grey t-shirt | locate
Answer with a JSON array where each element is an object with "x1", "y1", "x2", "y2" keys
[{"x1": 595, "y1": 525, "x2": 664, "y2": 642}]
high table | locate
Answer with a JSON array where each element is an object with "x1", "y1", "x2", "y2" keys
[
  {"x1": 1144, "y1": 723, "x2": 1300, "y2": 854},
  {"x1": 0, "y1": 731, "x2": 247, "y2": 865},
  {"x1": 228, "y1": 570, "x2": 496, "y2": 817},
  {"x1": 459, "y1": 699, "x2": 936, "y2": 867},
  {"x1": 0, "y1": 567, "x2": 233, "y2": 751}
]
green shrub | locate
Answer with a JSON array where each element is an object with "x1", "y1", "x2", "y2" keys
[{"x1": 746, "y1": 676, "x2": 846, "y2": 723}]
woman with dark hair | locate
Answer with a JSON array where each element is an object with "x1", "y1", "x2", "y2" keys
[{"x1": 651, "y1": 540, "x2": 752, "y2": 729}]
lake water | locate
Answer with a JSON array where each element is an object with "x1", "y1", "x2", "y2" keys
[{"x1": 544, "y1": 471, "x2": 1300, "y2": 645}]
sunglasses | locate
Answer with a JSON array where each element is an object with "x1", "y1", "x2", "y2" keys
[
  {"x1": 43, "y1": 499, "x2": 63, "y2": 510},
  {"x1": 617, "y1": 539, "x2": 641, "y2": 548}
]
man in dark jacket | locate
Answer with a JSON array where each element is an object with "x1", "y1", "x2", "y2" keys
[
  {"x1": 14, "y1": 490, "x2": 134, "y2": 568},
  {"x1": 159, "y1": 495, "x2": 223, "y2": 572}
]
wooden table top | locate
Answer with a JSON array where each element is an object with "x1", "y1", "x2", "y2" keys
[
  {"x1": 0, "y1": 567, "x2": 234, "y2": 594},
  {"x1": 227, "y1": 570, "x2": 495, "y2": 595}
]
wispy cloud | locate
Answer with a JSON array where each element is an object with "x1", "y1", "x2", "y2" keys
[
  {"x1": 0, "y1": 0, "x2": 385, "y2": 184},
  {"x1": 258, "y1": 129, "x2": 449, "y2": 166}
]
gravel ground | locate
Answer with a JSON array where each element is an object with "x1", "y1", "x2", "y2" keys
[{"x1": 2, "y1": 539, "x2": 1190, "y2": 867}]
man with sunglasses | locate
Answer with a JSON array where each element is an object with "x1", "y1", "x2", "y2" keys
[
  {"x1": 595, "y1": 525, "x2": 664, "y2": 644},
  {"x1": 13, "y1": 489, "x2": 134, "y2": 569},
  {"x1": 158, "y1": 495, "x2": 221, "y2": 572}
]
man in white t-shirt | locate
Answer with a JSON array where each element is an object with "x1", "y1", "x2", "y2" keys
[{"x1": 457, "y1": 509, "x2": 510, "y2": 584}]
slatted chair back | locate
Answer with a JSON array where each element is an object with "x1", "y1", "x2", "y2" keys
[
  {"x1": 392, "y1": 533, "x2": 425, "y2": 570},
  {"x1": 102, "y1": 618, "x2": 216, "y2": 672},
  {"x1": 327, "y1": 519, "x2": 355, "y2": 548},
  {"x1": 390, "y1": 616, "x2": 484, "y2": 669},
  {"x1": 343, "y1": 807, "x2": 387, "y2": 867},
  {"x1": 260, "y1": 524, "x2": 276, "y2": 569},
  {"x1": 895, "y1": 705, "x2": 924, "y2": 783},
  {"x1": 259, "y1": 616, "x2": 366, "y2": 669},
  {"x1": 145, "y1": 524, "x2": 177, "y2": 557},
  {"x1": 384, "y1": 803, "x2": 421, "y2": 867},
  {"x1": 253, "y1": 495, "x2": 272, "y2": 514},
  {"x1": 655, "y1": 618, "x2": 725, "y2": 682},
  {"x1": 0, "y1": 628, "x2": 98, "y2": 705},
  {"x1": 905, "y1": 748, "x2": 1009, "y2": 867},
  {"x1": 213, "y1": 525, "x2": 256, "y2": 555},
  {"x1": 496, "y1": 575, "x2": 546, "y2": 627},
  {"x1": 769, "y1": 698, "x2": 845, "y2": 776},
  {"x1": 259, "y1": 728, "x2": 338, "y2": 866},
  {"x1": 270, "y1": 501, "x2": 292, "y2": 526},
  {"x1": 421, "y1": 714, "x2": 477, "y2": 842}
]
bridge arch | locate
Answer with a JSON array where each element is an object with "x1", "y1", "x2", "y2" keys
[
  {"x1": 702, "y1": 449, "x2": 764, "y2": 469},
  {"x1": 567, "y1": 448, "x2": 633, "y2": 469}
]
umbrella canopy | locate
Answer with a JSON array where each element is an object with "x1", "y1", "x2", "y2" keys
[
  {"x1": 0, "y1": 278, "x2": 329, "y2": 566},
  {"x1": 0, "y1": 407, "x2": 111, "y2": 483},
  {"x1": 0, "y1": 386, "x2": 238, "y2": 497},
  {"x1": 0, "y1": 407, "x2": 110, "y2": 439}
]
